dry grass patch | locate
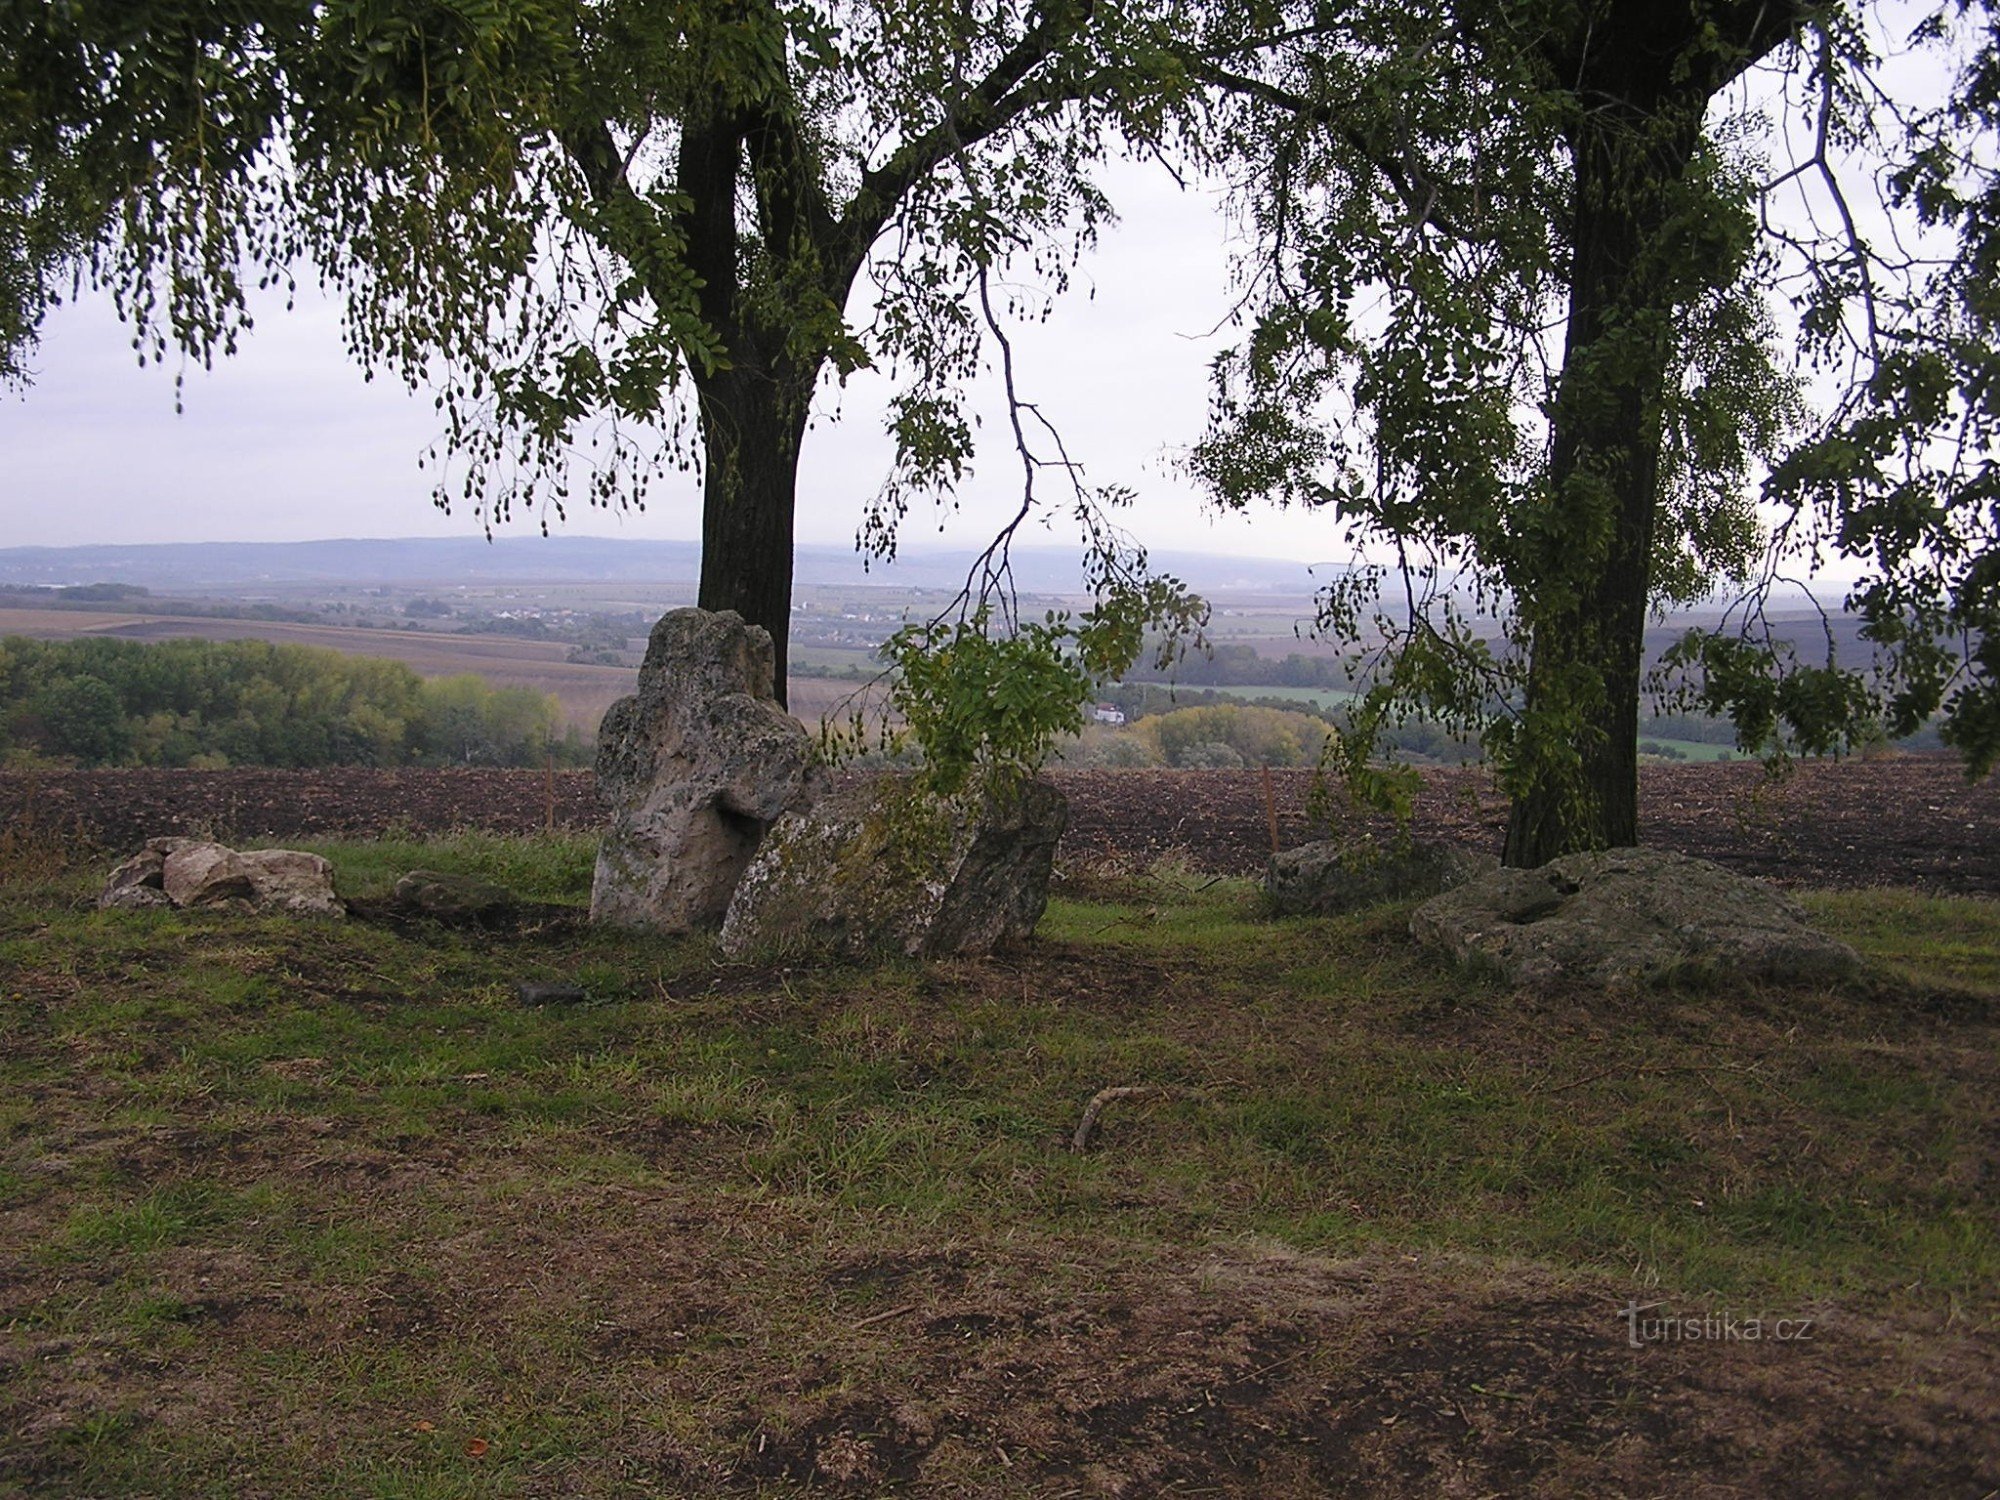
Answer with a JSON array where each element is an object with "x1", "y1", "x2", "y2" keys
[{"x1": 0, "y1": 835, "x2": 1994, "y2": 1495}]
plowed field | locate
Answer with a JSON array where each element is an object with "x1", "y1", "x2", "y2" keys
[{"x1": 5, "y1": 755, "x2": 1994, "y2": 893}]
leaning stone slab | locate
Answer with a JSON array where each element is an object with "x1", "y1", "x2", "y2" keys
[
  {"x1": 719, "y1": 774, "x2": 1068, "y2": 961},
  {"x1": 1409, "y1": 847, "x2": 1860, "y2": 989},
  {"x1": 591, "y1": 608, "x2": 816, "y2": 934},
  {"x1": 1267, "y1": 837, "x2": 1496, "y2": 916}
]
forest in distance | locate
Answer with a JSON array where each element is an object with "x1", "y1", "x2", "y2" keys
[
  {"x1": 0, "y1": 621, "x2": 1943, "y2": 776},
  {"x1": 0, "y1": 636, "x2": 588, "y2": 771},
  {"x1": 0, "y1": 549, "x2": 1944, "y2": 775}
]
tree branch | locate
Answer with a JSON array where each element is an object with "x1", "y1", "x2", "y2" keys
[
  {"x1": 557, "y1": 116, "x2": 738, "y2": 368},
  {"x1": 746, "y1": 102, "x2": 838, "y2": 273},
  {"x1": 835, "y1": 0, "x2": 1096, "y2": 275},
  {"x1": 1193, "y1": 61, "x2": 1474, "y2": 242}
]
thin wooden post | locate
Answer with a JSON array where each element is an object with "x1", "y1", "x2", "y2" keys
[{"x1": 1261, "y1": 765, "x2": 1280, "y2": 855}]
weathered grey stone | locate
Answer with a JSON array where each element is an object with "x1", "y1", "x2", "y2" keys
[
  {"x1": 98, "y1": 880, "x2": 175, "y2": 910},
  {"x1": 100, "y1": 839, "x2": 340, "y2": 916},
  {"x1": 391, "y1": 869, "x2": 518, "y2": 924},
  {"x1": 590, "y1": 608, "x2": 816, "y2": 934},
  {"x1": 98, "y1": 845, "x2": 170, "y2": 908},
  {"x1": 720, "y1": 774, "x2": 1068, "y2": 961},
  {"x1": 1267, "y1": 837, "x2": 1497, "y2": 916},
  {"x1": 98, "y1": 836, "x2": 204, "y2": 904},
  {"x1": 1409, "y1": 847, "x2": 1861, "y2": 989},
  {"x1": 161, "y1": 841, "x2": 257, "y2": 907},
  {"x1": 235, "y1": 849, "x2": 343, "y2": 917}
]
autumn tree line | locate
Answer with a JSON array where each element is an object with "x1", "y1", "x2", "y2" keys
[{"x1": 0, "y1": 637, "x2": 588, "y2": 771}]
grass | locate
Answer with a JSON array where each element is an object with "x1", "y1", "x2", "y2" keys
[
  {"x1": 2, "y1": 832, "x2": 1996, "y2": 1494},
  {"x1": 1803, "y1": 886, "x2": 2000, "y2": 992},
  {"x1": 286, "y1": 829, "x2": 601, "y2": 904}
]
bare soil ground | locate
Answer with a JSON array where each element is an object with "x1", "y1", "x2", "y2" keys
[
  {"x1": 1, "y1": 777, "x2": 1996, "y2": 1493},
  {"x1": 2, "y1": 915, "x2": 1995, "y2": 1497},
  {"x1": 5, "y1": 753, "x2": 1995, "y2": 892},
  {"x1": 9, "y1": 1186, "x2": 1994, "y2": 1497},
  {"x1": 1057, "y1": 755, "x2": 2000, "y2": 893}
]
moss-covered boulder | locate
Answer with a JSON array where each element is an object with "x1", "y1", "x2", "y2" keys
[
  {"x1": 1410, "y1": 847, "x2": 1860, "y2": 989},
  {"x1": 390, "y1": 869, "x2": 519, "y2": 925},
  {"x1": 719, "y1": 774, "x2": 1067, "y2": 961}
]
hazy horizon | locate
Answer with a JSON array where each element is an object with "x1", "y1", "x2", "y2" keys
[
  {"x1": 0, "y1": 165, "x2": 1363, "y2": 567},
  {"x1": 0, "y1": 532, "x2": 1864, "y2": 617}
]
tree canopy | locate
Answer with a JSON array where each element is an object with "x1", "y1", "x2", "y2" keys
[
  {"x1": 1190, "y1": 0, "x2": 2000, "y2": 862},
  {"x1": 2, "y1": 0, "x2": 1236, "y2": 709},
  {"x1": 7, "y1": 1, "x2": 1995, "y2": 856},
  {"x1": 0, "y1": 634, "x2": 582, "y2": 768}
]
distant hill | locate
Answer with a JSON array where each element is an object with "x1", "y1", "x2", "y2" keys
[
  {"x1": 0, "y1": 537, "x2": 1863, "y2": 641},
  {"x1": 1644, "y1": 608, "x2": 1884, "y2": 675},
  {"x1": 0, "y1": 537, "x2": 708, "y2": 589},
  {"x1": 0, "y1": 536, "x2": 1336, "y2": 596}
]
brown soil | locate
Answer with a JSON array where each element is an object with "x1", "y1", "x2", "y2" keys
[
  {"x1": 1057, "y1": 755, "x2": 2000, "y2": 892},
  {"x1": 4, "y1": 754, "x2": 1995, "y2": 892},
  {"x1": 5, "y1": 1114, "x2": 1994, "y2": 1497},
  {"x1": 7, "y1": 940, "x2": 1992, "y2": 1500},
  {"x1": 3, "y1": 763, "x2": 1997, "y2": 1494}
]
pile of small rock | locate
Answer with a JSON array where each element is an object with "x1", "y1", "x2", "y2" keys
[{"x1": 99, "y1": 837, "x2": 343, "y2": 917}]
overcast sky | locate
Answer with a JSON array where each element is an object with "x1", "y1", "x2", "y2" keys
[
  {"x1": 0, "y1": 8, "x2": 1950, "y2": 586},
  {"x1": 0, "y1": 164, "x2": 1352, "y2": 567}
]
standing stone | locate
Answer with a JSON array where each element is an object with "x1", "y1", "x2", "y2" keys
[
  {"x1": 719, "y1": 774, "x2": 1068, "y2": 961},
  {"x1": 590, "y1": 608, "x2": 815, "y2": 933}
]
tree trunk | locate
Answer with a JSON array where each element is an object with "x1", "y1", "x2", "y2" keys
[
  {"x1": 1501, "y1": 65, "x2": 1700, "y2": 867},
  {"x1": 693, "y1": 357, "x2": 815, "y2": 708},
  {"x1": 1500, "y1": 3, "x2": 1815, "y2": 867}
]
